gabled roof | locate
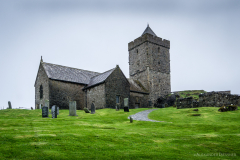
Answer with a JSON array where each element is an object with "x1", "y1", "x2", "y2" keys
[
  {"x1": 86, "y1": 68, "x2": 115, "y2": 88},
  {"x1": 128, "y1": 79, "x2": 149, "y2": 94},
  {"x1": 142, "y1": 24, "x2": 157, "y2": 36},
  {"x1": 42, "y1": 62, "x2": 100, "y2": 84}
]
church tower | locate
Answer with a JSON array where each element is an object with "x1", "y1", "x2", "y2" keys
[{"x1": 128, "y1": 24, "x2": 171, "y2": 102}]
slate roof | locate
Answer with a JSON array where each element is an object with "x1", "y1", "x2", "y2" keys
[
  {"x1": 86, "y1": 68, "x2": 115, "y2": 88},
  {"x1": 42, "y1": 62, "x2": 100, "y2": 84},
  {"x1": 128, "y1": 79, "x2": 149, "y2": 94},
  {"x1": 142, "y1": 24, "x2": 157, "y2": 36}
]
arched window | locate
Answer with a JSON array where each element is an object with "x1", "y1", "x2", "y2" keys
[
  {"x1": 136, "y1": 49, "x2": 138, "y2": 54},
  {"x1": 40, "y1": 85, "x2": 43, "y2": 99}
]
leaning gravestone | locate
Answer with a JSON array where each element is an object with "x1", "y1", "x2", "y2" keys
[
  {"x1": 51, "y1": 105, "x2": 57, "y2": 118},
  {"x1": 124, "y1": 98, "x2": 129, "y2": 112},
  {"x1": 69, "y1": 101, "x2": 78, "y2": 116},
  {"x1": 91, "y1": 103, "x2": 95, "y2": 114},
  {"x1": 42, "y1": 106, "x2": 49, "y2": 118},
  {"x1": 84, "y1": 108, "x2": 90, "y2": 113},
  {"x1": 8, "y1": 101, "x2": 12, "y2": 109}
]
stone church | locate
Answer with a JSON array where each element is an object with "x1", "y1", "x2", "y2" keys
[{"x1": 35, "y1": 25, "x2": 171, "y2": 110}]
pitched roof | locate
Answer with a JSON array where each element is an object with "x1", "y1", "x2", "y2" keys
[
  {"x1": 128, "y1": 79, "x2": 149, "y2": 94},
  {"x1": 142, "y1": 24, "x2": 157, "y2": 36},
  {"x1": 42, "y1": 62, "x2": 100, "y2": 84},
  {"x1": 86, "y1": 68, "x2": 115, "y2": 88}
]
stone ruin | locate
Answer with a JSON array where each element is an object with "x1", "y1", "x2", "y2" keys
[
  {"x1": 154, "y1": 91, "x2": 240, "y2": 109},
  {"x1": 199, "y1": 92, "x2": 240, "y2": 107}
]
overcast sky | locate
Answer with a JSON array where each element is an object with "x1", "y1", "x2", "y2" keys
[{"x1": 0, "y1": 0, "x2": 239, "y2": 109}]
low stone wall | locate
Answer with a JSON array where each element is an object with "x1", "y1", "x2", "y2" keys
[
  {"x1": 176, "y1": 97, "x2": 195, "y2": 109},
  {"x1": 199, "y1": 92, "x2": 240, "y2": 107}
]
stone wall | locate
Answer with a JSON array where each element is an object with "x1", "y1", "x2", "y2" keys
[
  {"x1": 49, "y1": 80, "x2": 85, "y2": 110},
  {"x1": 129, "y1": 92, "x2": 149, "y2": 109},
  {"x1": 35, "y1": 62, "x2": 49, "y2": 109},
  {"x1": 128, "y1": 33, "x2": 171, "y2": 103},
  {"x1": 199, "y1": 92, "x2": 240, "y2": 107},
  {"x1": 86, "y1": 83, "x2": 105, "y2": 109},
  {"x1": 105, "y1": 66, "x2": 130, "y2": 109},
  {"x1": 176, "y1": 97, "x2": 194, "y2": 109}
]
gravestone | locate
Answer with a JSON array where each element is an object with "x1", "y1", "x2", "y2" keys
[
  {"x1": 42, "y1": 106, "x2": 49, "y2": 118},
  {"x1": 124, "y1": 98, "x2": 129, "y2": 112},
  {"x1": 84, "y1": 108, "x2": 90, "y2": 113},
  {"x1": 148, "y1": 101, "x2": 153, "y2": 108},
  {"x1": 8, "y1": 101, "x2": 12, "y2": 109},
  {"x1": 45, "y1": 100, "x2": 49, "y2": 113},
  {"x1": 51, "y1": 105, "x2": 57, "y2": 118},
  {"x1": 69, "y1": 101, "x2": 78, "y2": 116},
  {"x1": 130, "y1": 116, "x2": 133, "y2": 123},
  {"x1": 116, "y1": 103, "x2": 120, "y2": 111},
  {"x1": 57, "y1": 107, "x2": 59, "y2": 115},
  {"x1": 91, "y1": 103, "x2": 95, "y2": 114}
]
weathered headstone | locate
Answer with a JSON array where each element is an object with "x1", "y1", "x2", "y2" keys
[
  {"x1": 39, "y1": 104, "x2": 42, "y2": 109},
  {"x1": 124, "y1": 98, "x2": 129, "y2": 112},
  {"x1": 84, "y1": 108, "x2": 90, "y2": 113},
  {"x1": 69, "y1": 101, "x2": 78, "y2": 116},
  {"x1": 45, "y1": 100, "x2": 49, "y2": 113},
  {"x1": 8, "y1": 101, "x2": 12, "y2": 109},
  {"x1": 42, "y1": 106, "x2": 49, "y2": 118},
  {"x1": 51, "y1": 105, "x2": 57, "y2": 118},
  {"x1": 91, "y1": 103, "x2": 95, "y2": 114},
  {"x1": 130, "y1": 116, "x2": 133, "y2": 123},
  {"x1": 57, "y1": 107, "x2": 59, "y2": 115},
  {"x1": 148, "y1": 101, "x2": 153, "y2": 108},
  {"x1": 116, "y1": 103, "x2": 120, "y2": 111}
]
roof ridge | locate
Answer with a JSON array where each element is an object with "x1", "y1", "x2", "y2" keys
[
  {"x1": 90, "y1": 67, "x2": 116, "y2": 79},
  {"x1": 43, "y1": 62, "x2": 100, "y2": 74}
]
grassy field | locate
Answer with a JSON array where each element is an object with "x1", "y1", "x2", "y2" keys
[{"x1": 0, "y1": 107, "x2": 240, "y2": 159}]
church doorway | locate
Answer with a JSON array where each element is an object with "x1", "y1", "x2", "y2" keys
[{"x1": 135, "y1": 103, "x2": 140, "y2": 109}]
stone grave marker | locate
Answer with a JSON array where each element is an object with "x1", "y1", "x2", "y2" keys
[
  {"x1": 45, "y1": 100, "x2": 49, "y2": 113},
  {"x1": 51, "y1": 105, "x2": 57, "y2": 118},
  {"x1": 91, "y1": 103, "x2": 95, "y2": 114},
  {"x1": 8, "y1": 101, "x2": 12, "y2": 109},
  {"x1": 69, "y1": 101, "x2": 78, "y2": 116},
  {"x1": 148, "y1": 101, "x2": 153, "y2": 108},
  {"x1": 116, "y1": 103, "x2": 120, "y2": 111},
  {"x1": 42, "y1": 106, "x2": 49, "y2": 118},
  {"x1": 84, "y1": 108, "x2": 90, "y2": 113},
  {"x1": 124, "y1": 98, "x2": 129, "y2": 112},
  {"x1": 57, "y1": 107, "x2": 59, "y2": 115}
]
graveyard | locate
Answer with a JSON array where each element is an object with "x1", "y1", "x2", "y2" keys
[{"x1": 0, "y1": 106, "x2": 240, "y2": 159}]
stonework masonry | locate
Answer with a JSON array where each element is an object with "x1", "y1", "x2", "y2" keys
[
  {"x1": 199, "y1": 92, "x2": 240, "y2": 107},
  {"x1": 129, "y1": 31, "x2": 171, "y2": 102},
  {"x1": 105, "y1": 66, "x2": 130, "y2": 109},
  {"x1": 49, "y1": 80, "x2": 85, "y2": 110},
  {"x1": 130, "y1": 92, "x2": 149, "y2": 109},
  {"x1": 35, "y1": 63, "x2": 49, "y2": 109},
  {"x1": 86, "y1": 84, "x2": 105, "y2": 109}
]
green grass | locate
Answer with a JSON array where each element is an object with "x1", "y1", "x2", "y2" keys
[
  {"x1": 176, "y1": 90, "x2": 206, "y2": 100},
  {"x1": 0, "y1": 107, "x2": 240, "y2": 159}
]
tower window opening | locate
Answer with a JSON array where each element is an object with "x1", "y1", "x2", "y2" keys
[
  {"x1": 158, "y1": 47, "x2": 160, "y2": 53},
  {"x1": 136, "y1": 49, "x2": 138, "y2": 54}
]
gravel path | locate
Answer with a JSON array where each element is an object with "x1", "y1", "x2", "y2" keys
[{"x1": 128, "y1": 109, "x2": 165, "y2": 122}]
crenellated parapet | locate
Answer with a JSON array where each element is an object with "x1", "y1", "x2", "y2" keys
[{"x1": 128, "y1": 33, "x2": 170, "y2": 51}]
